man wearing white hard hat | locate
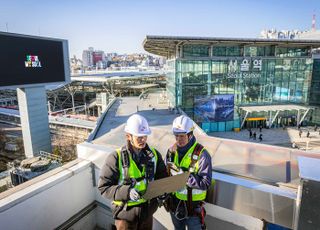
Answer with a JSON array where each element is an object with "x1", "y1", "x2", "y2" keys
[
  {"x1": 165, "y1": 115, "x2": 212, "y2": 230},
  {"x1": 98, "y1": 114, "x2": 167, "y2": 230}
]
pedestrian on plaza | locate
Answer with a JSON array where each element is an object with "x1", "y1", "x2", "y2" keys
[
  {"x1": 253, "y1": 132, "x2": 257, "y2": 140},
  {"x1": 98, "y1": 114, "x2": 167, "y2": 230},
  {"x1": 259, "y1": 134, "x2": 263, "y2": 142},
  {"x1": 292, "y1": 142, "x2": 297, "y2": 149},
  {"x1": 314, "y1": 124, "x2": 318, "y2": 132},
  {"x1": 259, "y1": 125, "x2": 262, "y2": 133},
  {"x1": 299, "y1": 130, "x2": 302, "y2": 138},
  {"x1": 307, "y1": 131, "x2": 310, "y2": 138},
  {"x1": 164, "y1": 115, "x2": 213, "y2": 230},
  {"x1": 249, "y1": 129, "x2": 252, "y2": 139}
]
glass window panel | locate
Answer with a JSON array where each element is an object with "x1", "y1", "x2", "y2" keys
[
  {"x1": 267, "y1": 60, "x2": 275, "y2": 72},
  {"x1": 275, "y1": 59, "x2": 283, "y2": 71},
  {"x1": 287, "y1": 48, "x2": 296, "y2": 57},
  {"x1": 298, "y1": 59, "x2": 306, "y2": 71},
  {"x1": 288, "y1": 81, "x2": 296, "y2": 101},
  {"x1": 283, "y1": 59, "x2": 291, "y2": 71},
  {"x1": 275, "y1": 70, "x2": 282, "y2": 82},
  {"x1": 212, "y1": 47, "x2": 226, "y2": 56},
  {"x1": 244, "y1": 46, "x2": 257, "y2": 57},
  {"x1": 257, "y1": 47, "x2": 265, "y2": 56},
  {"x1": 276, "y1": 47, "x2": 288, "y2": 57},
  {"x1": 212, "y1": 61, "x2": 220, "y2": 74},
  {"x1": 296, "y1": 71, "x2": 304, "y2": 81},
  {"x1": 306, "y1": 59, "x2": 313, "y2": 71},
  {"x1": 226, "y1": 46, "x2": 241, "y2": 56},
  {"x1": 194, "y1": 61, "x2": 202, "y2": 72},
  {"x1": 282, "y1": 71, "x2": 289, "y2": 84},
  {"x1": 203, "y1": 61, "x2": 210, "y2": 72},
  {"x1": 183, "y1": 45, "x2": 209, "y2": 57},
  {"x1": 295, "y1": 82, "x2": 304, "y2": 103},
  {"x1": 265, "y1": 46, "x2": 275, "y2": 56},
  {"x1": 220, "y1": 61, "x2": 228, "y2": 73}
]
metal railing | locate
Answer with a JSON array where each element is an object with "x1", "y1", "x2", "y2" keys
[{"x1": 39, "y1": 151, "x2": 62, "y2": 164}]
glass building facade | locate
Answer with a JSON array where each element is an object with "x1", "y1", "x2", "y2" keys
[{"x1": 144, "y1": 36, "x2": 320, "y2": 131}]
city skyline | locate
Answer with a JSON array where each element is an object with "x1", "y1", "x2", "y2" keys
[{"x1": 1, "y1": 0, "x2": 320, "y2": 57}]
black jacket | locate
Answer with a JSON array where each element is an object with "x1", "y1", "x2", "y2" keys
[{"x1": 98, "y1": 144, "x2": 167, "y2": 222}]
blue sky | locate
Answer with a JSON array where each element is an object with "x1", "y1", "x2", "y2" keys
[{"x1": 1, "y1": 0, "x2": 319, "y2": 57}]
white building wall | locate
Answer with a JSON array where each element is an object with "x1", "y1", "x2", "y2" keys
[{"x1": 77, "y1": 142, "x2": 113, "y2": 206}]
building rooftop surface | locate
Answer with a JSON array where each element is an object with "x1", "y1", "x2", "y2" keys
[{"x1": 1, "y1": 90, "x2": 320, "y2": 229}]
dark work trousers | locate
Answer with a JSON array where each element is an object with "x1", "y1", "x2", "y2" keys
[
  {"x1": 170, "y1": 212, "x2": 202, "y2": 230},
  {"x1": 115, "y1": 215, "x2": 153, "y2": 230}
]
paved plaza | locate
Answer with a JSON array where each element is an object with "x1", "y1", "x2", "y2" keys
[{"x1": 210, "y1": 126, "x2": 320, "y2": 151}]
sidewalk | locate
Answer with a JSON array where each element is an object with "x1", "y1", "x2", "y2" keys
[{"x1": 209, "y1": 126, "x2": 320, "y2": 151}]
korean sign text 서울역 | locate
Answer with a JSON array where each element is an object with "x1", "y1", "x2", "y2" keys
[{"x1": 227, "y1": 58, "x2": 262, "y2": 79}]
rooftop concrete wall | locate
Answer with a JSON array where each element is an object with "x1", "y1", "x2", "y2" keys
[{"x1": 0, "y1": 160, "x2": 96, "y2": 230}]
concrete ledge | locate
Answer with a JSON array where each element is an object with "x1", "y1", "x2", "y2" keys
[
  {"x1": 77, "y1": 142, "x2": 115, "y2": 169},
  {"x1": 0, "y1": 159, "x2": 91, "y2": 212},
  {"x1": 87, "y1": 97, "x2": 118, "y2": 142}
]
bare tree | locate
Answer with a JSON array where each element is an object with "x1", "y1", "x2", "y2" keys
[{"x1": 52, "y1": 136, "x2": 78, "y2": 163}]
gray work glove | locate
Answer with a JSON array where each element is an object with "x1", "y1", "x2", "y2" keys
[
  {"x1": 170, "y1": 168, "x2": 184, "y2": 176},
  {"x1": 129, "y1": 188, "x2": 140, "y2": 201}
]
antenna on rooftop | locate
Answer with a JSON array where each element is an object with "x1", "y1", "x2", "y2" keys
[{"x1": 312, "y1": 13, "x2": 316, "y2": 31}]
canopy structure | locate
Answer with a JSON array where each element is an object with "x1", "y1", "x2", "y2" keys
[
  {"x1": 239, "y1": 104, "x2": 314, "y2": 129},
  {"x1": 143, "y1": 35, "x2": 320, "y2": 57}
]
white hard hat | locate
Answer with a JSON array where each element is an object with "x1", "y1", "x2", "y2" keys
[
  {"x1": 172, "y1": 115, "x2": 194, "y2": 134},
  {"x1": 124, "y1": 114, "x2": 151, "y2": 136}
]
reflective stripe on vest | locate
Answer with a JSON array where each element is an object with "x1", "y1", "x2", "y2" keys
[
  {"x1": 173, "y1": 141, "x2": 207, "y2": 201},
  {"x1": 113, "y1": 147, "x2": 158, "y2": 207}
]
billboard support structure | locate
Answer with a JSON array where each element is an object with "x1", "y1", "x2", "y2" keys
[{"x1": 17, "y1": 86, "x2": 52, "y2": 158}]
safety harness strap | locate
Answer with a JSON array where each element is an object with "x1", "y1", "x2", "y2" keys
[
  {"x1": 120, "y1": 146, "x2": 131, "y2": 184},
  {"x1": 190, "y1": 143, "x2": 204, "y2": 169},
  {"x1": 121, "y1": 146, "x2": 156, "y2": 184},
  {"x1": 144, "y1": 148, "x2": 155, "y2": 182},
  {"x1": 187, "y1": 143, "x2": 204, "y2": 216}
]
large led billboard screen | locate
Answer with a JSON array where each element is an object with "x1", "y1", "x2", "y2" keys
[
  {"x1": 0, "y1": 32, "x2": 70, "y2": 88},
  {"x1": 194, "y1": 94, "x2": 234, "y2": 122}
]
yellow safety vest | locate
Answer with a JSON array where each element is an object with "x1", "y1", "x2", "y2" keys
[
  {"x1": 113, "y1": 147, "x2": 158, "y2": 207},
  {"x1": 173, "y1": 142, "x2": 207, "y2": 201}
]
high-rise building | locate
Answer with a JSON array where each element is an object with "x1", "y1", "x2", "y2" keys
[
  {"x1": 82, "y1": 48, "x2": 106, "y2": 68},
  {"x1": 92, "y1": 50, "x2": 106, "y2": 66},
  {"x1": 82, "y1": 48, "x2": 94, "y2": 67}
]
